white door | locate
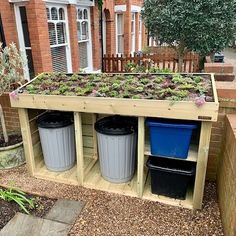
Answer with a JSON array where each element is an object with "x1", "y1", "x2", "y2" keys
[
  {"x1": 116, "y1": 13, "x2": 124, "y2": 55},
  {"x1": 14, "y1": 5, "x2": 34, "y2": 80}
]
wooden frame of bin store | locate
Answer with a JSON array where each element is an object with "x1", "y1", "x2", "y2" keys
[{"x1": 10, "y1": 73, "x2": 219, "y2": 210}]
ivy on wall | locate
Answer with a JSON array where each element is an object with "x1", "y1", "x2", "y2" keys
[{"x1": 97, "y1": 0, "x2": 103, "y2": 10}]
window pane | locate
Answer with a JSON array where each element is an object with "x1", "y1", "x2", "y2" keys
[
  {"x1": 131, "y1": 21, "x2": 135, "y2": 33},
  {"x1": 48, "y1": 22, "x2": 56, "y2": 45},
  {"x1": 59, "y1": 8, "x2": 65, "y2": 20},
  {"x1": 118, "y1": 35, "x2": 123, "y2": 54},
  {"x1": 78, "y1": 9, "x2": 82, "y2": 19},
  {"x1": 51, "y1": 46, "x2": 68, "y2": 72},
  {"x1": 51, "y1": 7, "x2": 58, "y2": 20},
  {"x1": 19, "y1": 6, "x2": 31, "y2": 47},
  {"x1": 81, "y1": 21, "x2": 88, "y2": 40},
  {"x1": 83, "y1": 9, "x2": 88, "y2": 19},
  {"x1": 25, "y1": 49, "x2": 35, "y2": 79},
  {"x1": 77, "y1": 22, "x2": 82, "y2": 41},
  {"x1": 0, "y1": 14, "x2": 5, "y2": 47},
  {"x1": 132, "y1": 13, "x2": 135, "y2": 20},
  {"x1": 46, "y1": 8, "x2": 50, "y2": 20},
  {"x1": 79, "y1": 42, "x2": 88, "y2": 68},
  {"x1": 57, "y1": 22, "x2": 66, "y2": 44},
  {"x1": 117, "y1": 14, "x2": 123, "y2": 35}
]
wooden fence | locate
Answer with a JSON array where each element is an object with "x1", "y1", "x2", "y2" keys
[{"x1": 102, "y1": 52, "x2": 199, "y2": 73}]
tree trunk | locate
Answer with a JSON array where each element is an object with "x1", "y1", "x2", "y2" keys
[
  {"x1": 0, "y1": 104, "x2": 8, "y2": 143},
  {"x1": 177, "y1": 43, "x2": 185, "y2": 72},
  {"x1": 178, "y1": 54, "x2": 184, "y2": 72}
]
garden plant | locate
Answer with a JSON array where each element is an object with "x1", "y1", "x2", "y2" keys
[
  {"x1": 19, "y1": 72, "x2": 214, "y2": 106},
  {"x1": 142, "y1": 0, "x2": 236, "y2": 71},
  {"x1": 0, "y1": 43, "x2": 26, "y2": 169},
  {"x1": 0, "y1": 43, "x2": 26, "y2": 144},
  {"x1": 0, "y1": 186, "x2": 34, "y2": 214}
]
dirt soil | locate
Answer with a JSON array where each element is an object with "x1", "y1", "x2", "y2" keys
[
  {"x1": 0, "y1": 192, "x2": 56, "y2": 230},
  {"x1": 0, "y1": 166, "x2": 223, "y2": 236},
  {"x1": 0, "y1": 134, "x2": 22, "y2": 148}
]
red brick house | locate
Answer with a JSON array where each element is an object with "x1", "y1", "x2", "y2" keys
[{"x1": 0, "y1": 0, "x2": 147, "y2": 79}]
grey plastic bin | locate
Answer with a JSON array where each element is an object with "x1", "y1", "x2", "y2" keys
[
  {"x1": 37, "y1": 112, "x2": 76, "y2": 172},
  {"x1": 95, "y1": 116, "x2": 137, "y2": 183}
]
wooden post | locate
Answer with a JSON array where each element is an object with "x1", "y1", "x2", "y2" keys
[
  {"x1": 137, "y1": 116, "x2": 145, "y2": 197},
  {"x1": 193, "y1": 121, "x2": 212, "y2": 209},
  {"x1": 74, "y1": 112, "x2": 84, "y2": 185},
  {"x1": 18, "y1": 108, "x2": 35, "y2": 175}
]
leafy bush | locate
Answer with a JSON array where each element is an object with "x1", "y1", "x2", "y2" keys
[
  {"x1": 125, "y1": 62, "x2": 172, "y2": 73},
  {"x1": 0, "y1": 187, "x2": 35, "y2": 214}
]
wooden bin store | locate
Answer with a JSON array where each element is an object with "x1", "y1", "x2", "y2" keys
[{"x1": 10, "y1": 73, "x2": 219, "y2": 210}]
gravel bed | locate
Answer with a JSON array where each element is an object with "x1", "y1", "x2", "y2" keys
[{"x1": 0, "y1": 166, "x2": 223, "y2": 236}]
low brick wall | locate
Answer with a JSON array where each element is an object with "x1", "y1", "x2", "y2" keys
[
  {"x1": 217, "y1": 115, "x2": 236, "y2": 236},
  {"x1": 207, "y1": 98, "x2": 236, "y2": 179},
  {"x1": 0, "y1": 94, "x2": 20, "y2": 133},
  {"x1": 204, "y1": 62, "x2": 235, "y2": 81},
  {"x1": 207, "y1": 82, "x2": 236, "y2": 180}
]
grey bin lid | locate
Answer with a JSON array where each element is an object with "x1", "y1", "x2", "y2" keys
[
  {"x1": 95, "y1": 115, "x2": 137, "y2": 135},
  {"x1": 37, "y1": 112, "x2": 73, "y2": 128}
]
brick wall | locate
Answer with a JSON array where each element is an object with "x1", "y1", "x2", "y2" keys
[
  {"x1": 0, "y1": 1, "x2": 18, "y2": 45},
  {"x1": 68, "y1": 4, "x2": 80, "y2": 71},
  {"x1": 204, "y1": 62, "x2": 235, "y2": 81},
  {"x1": 217, "y1": 115, "x2": 236, "y2": 236},
  {"x1": 207, "y1": 82, "x2": 236, "y2": 180},
  {"x1": 103, "y1": 0, "x2": 146, "y2": 55},
  {"x1": 90, "y1": 0, "x2": 101, "y2": 70},
  {"x1": 0, "y1": 94, "x2": 20, "y2": 133}
]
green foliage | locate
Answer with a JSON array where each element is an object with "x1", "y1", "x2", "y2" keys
[
  {"x1": 109, "y1": 91, "x2": 119, "y2": 97},
  {"x1": 98, "y1": 86, "x2": 110, "y2": 93},
  {"x1": 111, "y1": 83, "x2": 121, "y2": 90},
  {"x1": 125, "y1": 62, "x2": 172, "y2": 73},
  {"x1": 142, "y1": 0, "x2": 236, "y2": 57},
  {"x1": 0, "y1": 43, "x2": 26, "y2": 143},
  {"x1": 0, "y1": 43, "x2": 26, "y2": 95},
  {"x1": 0, "y1": 187, "x2": 34, "y2": 214},
  {"x1": 132, "y1": 95, "x2": 141, "y2": 99}
]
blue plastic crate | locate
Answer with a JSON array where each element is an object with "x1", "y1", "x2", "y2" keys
[{"x1": 146, "y1": 119, "x2": 197, "y2": 159}]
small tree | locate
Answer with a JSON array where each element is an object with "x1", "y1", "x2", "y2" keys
[
  {"x1": 0, "y1": 43, "x2": 26, "y2": 143},
  {"x1": 142, "y1": 0, "x2": 236, "y2": 71}
]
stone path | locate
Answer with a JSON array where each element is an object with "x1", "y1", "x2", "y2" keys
[{"x1": 0, "y1": 199, "x2": 85, "y2": 236}]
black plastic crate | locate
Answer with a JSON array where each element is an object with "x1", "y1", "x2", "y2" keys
[{"x1": 146, "y1": 156, "x2": 196, "y2": 199}]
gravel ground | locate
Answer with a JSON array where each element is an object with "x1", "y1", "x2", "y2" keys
[{"x1": 0, "y1": 166, "x2": 223, "y2": 236}]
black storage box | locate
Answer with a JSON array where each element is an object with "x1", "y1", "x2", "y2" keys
[{"x1": 146, "y1": 156, "x2": 196, "y2": 199}]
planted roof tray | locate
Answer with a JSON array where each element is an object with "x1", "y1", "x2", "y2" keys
[{"x1": 10, "y1": 73, "x2": 219, "y2": 121}]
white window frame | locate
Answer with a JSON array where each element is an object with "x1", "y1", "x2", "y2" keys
[
  {"x1": 46, "y1": 3, "x2": 72, "y2": 73},
  {"x1": 131, "y1": 12, "x2": 135, "y2": 54},
  {"x1": 76, "y1": 6, "x2": 93, "y2": 72},
  {"x1": 138, "y1": 14, "x2": 142, "y2": 51},
  {"x1": 14, "y1": 3, "x2": 30, "y2": 80},
  {"x1": 116, "y1": 13, "x2": 124, "y2": 55}
]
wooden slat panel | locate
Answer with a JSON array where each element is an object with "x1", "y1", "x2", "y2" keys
[{"x1": 11, "y1": 93, "x2": 219, "y2": 122}]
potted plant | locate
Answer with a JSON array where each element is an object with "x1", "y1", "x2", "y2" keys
[{"x1": 0, "y1": 43, "x2": 26, "y2": 169}]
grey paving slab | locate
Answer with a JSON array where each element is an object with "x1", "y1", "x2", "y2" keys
[
  {"x1": 44, "y1": 199, "x2": 85, "y2": 225},
  {"x1": 0, "y1": 212, "x2": 71, "y2": 236}
]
